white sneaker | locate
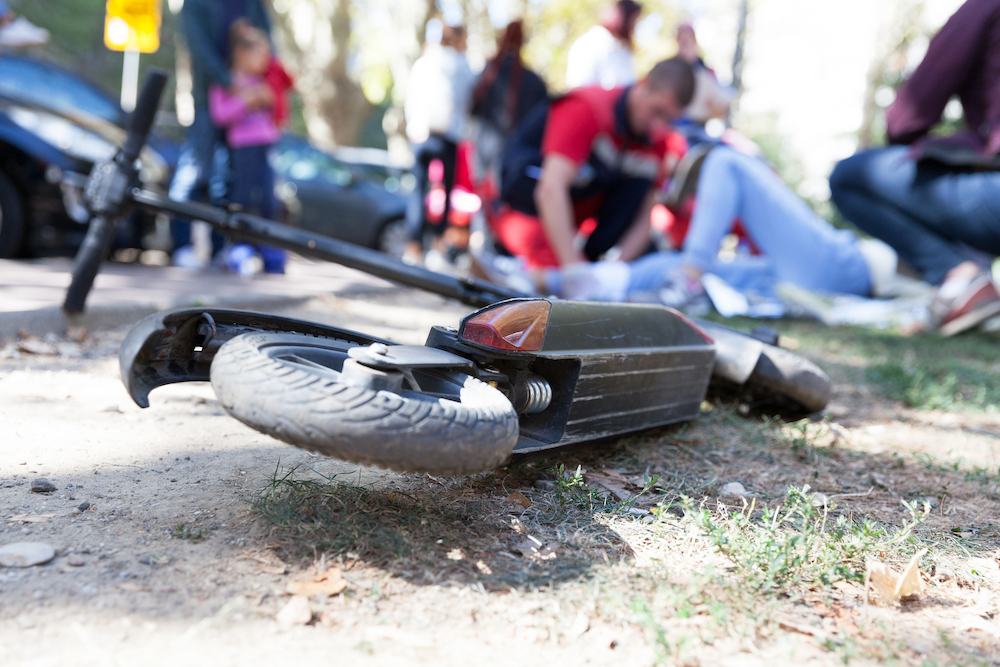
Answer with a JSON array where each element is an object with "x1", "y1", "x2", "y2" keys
[
  {"x1": 0, "y1": 17, "x2": 50, "y2": 48},
  {"x1": 171, "y1": 245, "x2": 209, "y2": 272}
]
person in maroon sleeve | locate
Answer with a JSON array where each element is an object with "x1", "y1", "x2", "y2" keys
[
  {"x1": 830, "y1": 0, "x2": 1000, "y2": 335},
  {"x1": 496, "y1": 57, "x2": 695, "y2": 284}
]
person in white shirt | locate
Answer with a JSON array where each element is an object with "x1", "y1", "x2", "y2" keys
[
  {"x1": 565, "y1": 0, "x2": 642, "y2": 90},
  {"x1": 403, "y1": 24, "x2": 476, "y2": 263}
]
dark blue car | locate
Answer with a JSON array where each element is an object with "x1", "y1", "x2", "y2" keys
[
  {"x1": 0, "y1": 53, "x2": 411, "y2": 259},
  {"x1": 0, "y1": 54, "x2": 178, "y2": 257}
]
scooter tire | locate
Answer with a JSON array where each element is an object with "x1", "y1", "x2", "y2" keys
[
  {"x1": 744, "y1": 343, "x2": 831, "y2": 416},
  {"x1": 209, "y1": 332, "x2": 519, "y2": 475}
]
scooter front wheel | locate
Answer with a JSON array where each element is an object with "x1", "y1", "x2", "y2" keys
[{"x1": 209, "y1": 332, "x2": 519, "y2": 475}]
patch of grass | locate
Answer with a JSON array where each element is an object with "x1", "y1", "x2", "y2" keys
[
  {"x1": 549, "y1": 463, "x2": 660, "y2": 515},
  {"x1": 689, "y1": 487, "x2": 930, "y2": 590},
  {"x1": 914, "y1": 453, "x2": 1000, "y2": 486},
  {"x1": 707, "y1": 315, "x2": 1000, "y2": 413},
  {"x1": 250, "y1": 463, "x2": 455, "y2": 562},
  {"x1": 171, "y1": 523, "x2": 209, "y2": 542},
  {"x1": 248, "y1": 463, "x2": 614, "y2": 589}
]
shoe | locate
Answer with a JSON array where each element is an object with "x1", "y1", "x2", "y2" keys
[
  {"x1": 224, "y1": 244, "x2": 262, "y2": 279},
  {"x1": 932, "y1": 273, "x2": 1000, "y2": 336},
  {"x1": 0, "y1": 17, "x2": 50, "y2": 48},
  {"x1": 171, "y1": 245, "x2": 209, "y2": 272},
  {"x1": 662, "y1": 143, "x2": 714, "y2": 208},
  {"x1": 656, "y1": 271, "x2": 709, "y2": 314}
]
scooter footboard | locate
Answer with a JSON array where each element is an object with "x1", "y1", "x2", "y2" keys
[{"x1": 119, "y1": 308, "x2": 393, "y2": 408}]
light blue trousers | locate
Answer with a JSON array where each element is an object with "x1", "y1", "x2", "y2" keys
[{"x1": 630, "y1": 147, "x2": 871, "y2": 296}]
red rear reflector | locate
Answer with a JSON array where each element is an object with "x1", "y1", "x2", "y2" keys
[{"x1": 460, "y1": 300, "x2": 551, "y2": 352}]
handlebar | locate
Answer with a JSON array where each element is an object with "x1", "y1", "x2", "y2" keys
[
  {"x1": 63, "y1": 70, "x2": 168, "y2": 314},
  {"x1": 121, "y1": 69, "x2": 168, "y2": 166}
]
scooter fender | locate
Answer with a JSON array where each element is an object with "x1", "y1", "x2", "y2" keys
[
  {"x1": 119, "y1": 308, "x2": 394, "y2": 408},
  {"x1": 693, "y1": 319, "x2": 764, "y2": 385}
]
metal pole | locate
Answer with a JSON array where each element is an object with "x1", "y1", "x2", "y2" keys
[{"x1": 121, "y1": 48, "x2": 141, "y2": 112}]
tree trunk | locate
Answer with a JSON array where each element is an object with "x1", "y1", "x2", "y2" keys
[{"x1": 277, "y1": 0, "x2": 373, "y2": 147}]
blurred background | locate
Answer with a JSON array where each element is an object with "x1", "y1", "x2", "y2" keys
[{"x1": 4, "y1": 0, "x2": 967, "y2": 220}]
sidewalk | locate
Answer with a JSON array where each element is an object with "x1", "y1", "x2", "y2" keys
[{"x1": 0, "y1": 256, "x2": 396, "y2": 340}]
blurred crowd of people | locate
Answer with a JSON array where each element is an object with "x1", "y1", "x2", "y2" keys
[
  {"x1": 400, "y1": 0, "x2": 1000, "y2": 336},
  {"x1": 159, "y1": 0, "x2": 1000, "y2": 335}
]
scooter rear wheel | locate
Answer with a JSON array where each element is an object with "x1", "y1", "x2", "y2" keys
[{"x1": 209, "y1": 332, "x2": 519, "y2": 475}]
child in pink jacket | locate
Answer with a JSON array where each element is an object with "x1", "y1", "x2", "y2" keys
[{"x1": 209, "y1": 20, "x2": 285, "y2": 274}]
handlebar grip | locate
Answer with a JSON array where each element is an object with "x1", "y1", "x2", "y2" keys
[{"x1": 121, "y1": 69, "x2": 169, "y2": 165}]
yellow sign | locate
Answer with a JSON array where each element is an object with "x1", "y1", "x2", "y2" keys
[{"x1": 104, "y1": 0, "x2": 161, "y2": 53}]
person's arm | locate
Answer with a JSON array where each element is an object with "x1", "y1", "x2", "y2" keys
[
  {"x1": 534, "y1": 154, "x2": 588, "y2": 266},
  {"x1": 616, "y1": 188, "x2": 655, "y2": 262},
  {"x1": 181, "y1": 0, "x2": 232, "y2": 89},
  {"x1": 886, "y1": 0, "x2": 993, "y2": 144},
  {"x1": 209, "y1": 85, "x2": 248, "y2": 127}
]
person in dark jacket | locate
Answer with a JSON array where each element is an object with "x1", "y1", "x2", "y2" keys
[
  {"x1": 830, "y1": 0, "x2": 1000, "y2": 335},
  {"x1": 169, "y1": 0, "x2": 272, "y2": 269},
  {"x1": 470, "y1": 20, "x2": 548, "y2": 185}
]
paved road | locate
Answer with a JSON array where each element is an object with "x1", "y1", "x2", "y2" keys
[{"x1": 0, "y1": 256, "x2": 408, "y2": 341}]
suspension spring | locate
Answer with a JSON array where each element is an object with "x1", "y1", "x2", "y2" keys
[{"x1": 521, "y1": 375, "x2": 552, "y2": 414}]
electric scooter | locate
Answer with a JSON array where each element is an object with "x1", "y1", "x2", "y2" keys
[{"x1": 65, "y1": 72, "x2": 830, "y2": 475}]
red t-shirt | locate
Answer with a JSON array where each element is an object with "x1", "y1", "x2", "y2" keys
[{"x1": 540, "y1": 86, "x2": 669, "y2": 222}]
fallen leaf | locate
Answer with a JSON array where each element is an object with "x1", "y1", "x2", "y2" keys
[
  {"x1": 584, "y1": 473, "x2": 632, "y2": 501},
  {"x1": 276, "y1": 596, "x2": 312, "y2": 626},
  {"x1": 117, "y1": 582, "x2": 150, "y2": 593},
  {"x1": 446, "y1": 548, "x2": 465, "y2": 561},
  {"x1": 776, "y1": 616, "x2": 834, "y2": 644},
  {"x1": 955, "y1": 615, "x2": 1000, "y2": 638},
  {"x1": 6, "y1": 513, "x2": 56, "y2": 523},
  {"x1": 504, "y1": 490, "x2": 531, "y2": 507},
  {"x1": 17, "y1": 338, "x2": 58, "y2": 355},
  {"x1": 475, "y1": 560, "x2": 493, "y2": 575},
  {"x1": 865, "y1": 549, "x2": 927, "y2": 603},
  {"x1": 285, "y1": 567, "x2": 347, "y2": 597},
  {"x1": 514, "y1": 536, "x2": 557, "y2": 560},
  {"x1": 239, "y1": 550, "x2": 289, "y2": 575}
]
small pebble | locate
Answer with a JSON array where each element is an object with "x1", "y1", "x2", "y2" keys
[
  {"x1": 30, "y1": 479, "x2": 57, "y2": 494},
  {"x1": 534, "y1": 480, "x2": 556, "y2": 491},
  {"x1": 77, "y1": 501, "x2": 90, "y2": 511},
  {"x1": 67, "y1": 554, "x2": 86, "y2": 567},
  {"x1": 720, "y1": 481, "x2": 749, "y2": 497}
]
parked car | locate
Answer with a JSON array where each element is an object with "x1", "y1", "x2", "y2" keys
[
  {"x1": 0, "y1": 53, "x2": 412, "y2": 260},
  {"x1": 271, "y1": 134, "x2": 412, "y2": 257},
  {"x1": 0, "y1": 53, "x2": 177, "y2": 257}
]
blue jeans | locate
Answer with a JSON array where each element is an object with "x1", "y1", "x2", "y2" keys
[
  {"x1": 229, "y1": 144, "x2": 284, "y2": 273},
  {"x1": 631, "y1": 148, "x2": 870, "y2": 295},
  {"x1": 168, "y1": 106, "x2": 227, "y2": 251},
  {"x1": 830, "y1": 146, "x2": 1000, "y2": 285}
]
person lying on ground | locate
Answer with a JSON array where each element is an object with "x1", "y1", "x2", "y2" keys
[{"x1": 490, "y1": 65, "x2": 879, "y2": 310}]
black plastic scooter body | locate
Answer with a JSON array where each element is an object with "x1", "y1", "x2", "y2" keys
[{"x1": 120, "y1": 300, "x2": 715, "y2": 454}]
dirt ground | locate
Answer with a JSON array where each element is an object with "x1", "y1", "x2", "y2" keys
[{"x1": 1, "y1": 288, "x2": 999, "y2": 666}]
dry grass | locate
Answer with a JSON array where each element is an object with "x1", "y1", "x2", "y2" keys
[{"x1": 246, "y1": 398, "x2": 1000, "y2": 665}]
